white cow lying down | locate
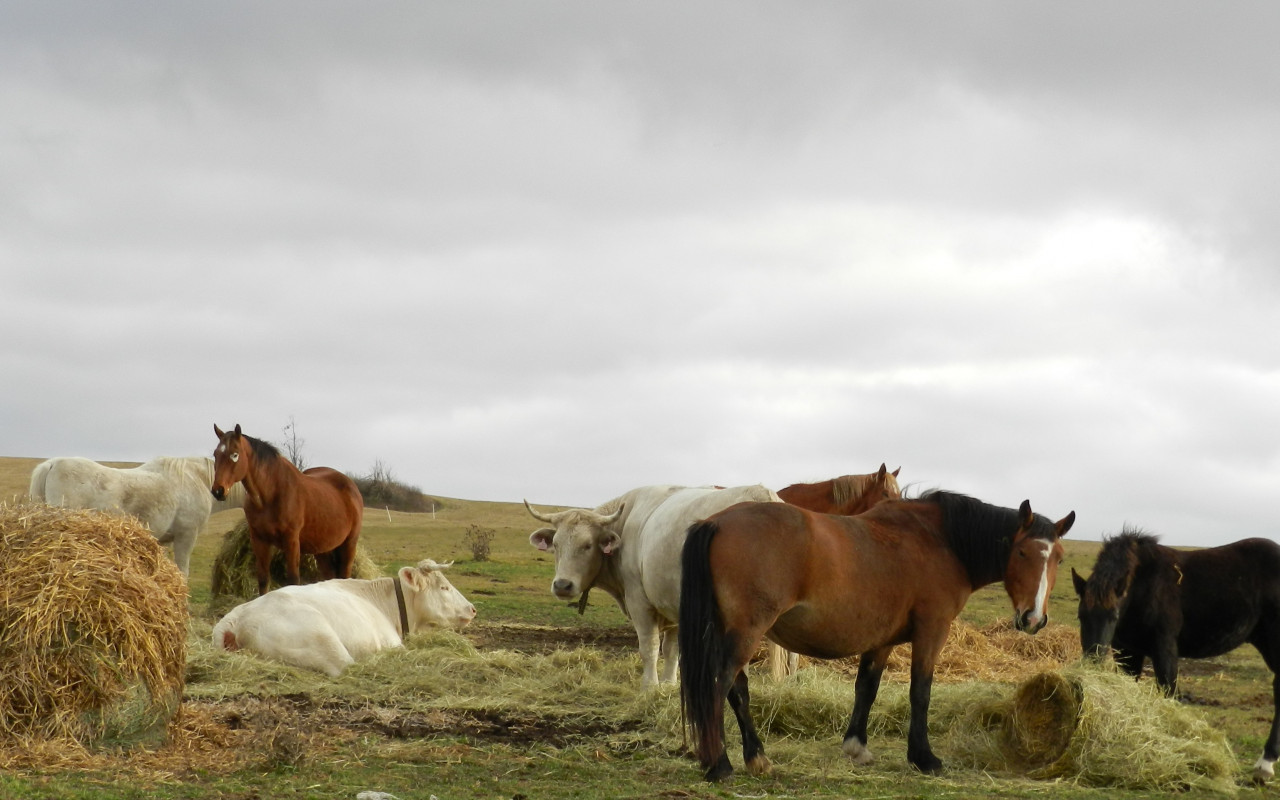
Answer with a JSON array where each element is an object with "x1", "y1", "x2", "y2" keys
[{"x1": 213, "y1": 559, "x2": 477, "y2": 677}]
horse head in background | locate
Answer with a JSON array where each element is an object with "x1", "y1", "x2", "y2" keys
[{"x1": 778, "y1": 464, "x2": 902, "y2": 515}]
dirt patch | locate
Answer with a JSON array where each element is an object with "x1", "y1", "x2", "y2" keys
[{"x1": 464, "y1": 622, "x2": 637, "y2": 655}]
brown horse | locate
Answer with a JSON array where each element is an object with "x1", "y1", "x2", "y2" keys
[
  {"x1": 211, "y1": 424, "x2": 363, "y2": 595},
  {"x1": 679, "y1": 490, "x2": 1074, "y2": 781},
  {"x1": 777, "y1": 463, "x2": 902, "y2": 514}
]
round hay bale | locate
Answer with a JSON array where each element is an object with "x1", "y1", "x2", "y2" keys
[
  {"x1": 0, "y1": 501, "x2": 187, "y2": 749},
  {"x1": 1005, "y1": 671, "x2": 1080, "y2": 768},
  {"x1": 209, "y1": 520, "x2": 382, "y2": 610},
  {"x1": 944, "y1": 664, "x2": 1237, "y2": 793}
]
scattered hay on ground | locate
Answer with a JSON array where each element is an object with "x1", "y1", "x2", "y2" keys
[
  {"x1": 0, "y1": 501, "x2": 187, "y2": 754},
  {"x1": 209, "y1": 519, "x2": 383, "y2": 611}
]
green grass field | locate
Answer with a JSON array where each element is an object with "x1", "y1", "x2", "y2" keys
[{"x1": 1, "y1": 456, "x2": 1272, "y2": 799}]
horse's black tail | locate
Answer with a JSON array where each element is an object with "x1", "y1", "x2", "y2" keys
[{"x1": 679, "y1": 519, "x2": 727, "y2": 769}]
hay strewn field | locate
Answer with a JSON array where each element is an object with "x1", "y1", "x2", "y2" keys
[{"x1": 0, "y1": 456, "x2": 1271, "y2": 799}]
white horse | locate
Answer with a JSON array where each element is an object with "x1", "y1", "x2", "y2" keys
[{"x1": 29, "y1": 456, "x2": 246, "y2": 577}]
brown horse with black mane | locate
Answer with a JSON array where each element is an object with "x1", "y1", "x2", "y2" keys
[
  {"x1": 777, "y1": 464, "x2": 902, "y2": 514},
  {"x1": 679, "y1": 490, "x2": 1074, "y2": 781},
  {"x1": 211, "y1": 424, "x2": 363, "y2": 595}
]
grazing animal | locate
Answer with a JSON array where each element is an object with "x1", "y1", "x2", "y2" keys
[
  {"x1": 777, "y1": 464, "x2": 902, "y2": 514},
  {"x1": 213, "y1": 559, "x2": 476, "y2": 676},
  {"x1": 679, "y1": 491, "x2": 1074, "y2": 781},
  {"x1": 1073, "y1": 529, "x2": 1280, "y2": 783},
  {"x1": 211, "y1": 424, "x2": 363, "y2": 595},
  {"x1": 28, "y1": 455, "x2": 246, "y2": 576}
]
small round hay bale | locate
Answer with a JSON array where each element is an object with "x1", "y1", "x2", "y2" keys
[
  {"x1": 1005, "y1": 671, "x2": 1080, "y2": 768},
  {"x1": 209, "y1": 520, "x2": 382, "y2": 610},
  {"x1": 0, "y1": 501, "x2": 187, "y2": 749}
]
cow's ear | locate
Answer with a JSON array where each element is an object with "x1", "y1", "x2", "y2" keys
[
  {"x1": 599, "y1": 531, "x2": 621, "y2": 555},
  {"x1": 530, "y1": 528, "x2": 555, "y2": 551},
  {"x1": 400, "y1": 565, "x2": 425, "y2": 591}
]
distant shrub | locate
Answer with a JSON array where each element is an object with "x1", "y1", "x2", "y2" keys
[
  {"x1": 463, "y1": 525, "x2": 495, "y2": 562},
  {"x1": 348, "y1": 460, "x2": 438, "y2": 513}
]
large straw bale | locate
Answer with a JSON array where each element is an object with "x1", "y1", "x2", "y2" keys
[
  {"x1": 209, "y1": 520, "x2": 382, "y2": 610},
  {"x1": 0, "y1": 501, "x2": 187, "y2": 749},
  {"x1": 945, "y1": 664, "x2": 1238, "y2": 794}
]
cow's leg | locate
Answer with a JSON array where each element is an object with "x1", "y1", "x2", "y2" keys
[
  {"x1": 250, "y1": 534, "x2": 273, "y2": 595},
  {"x1": 630, "y1": 601, "x2": 663, "y2": 687},
  {"x1": 843, "y1": 645, "x2": 892, "y2": 765},
  {"x1": 658, "y1": 622, "x2": 680, "y2": 684}
]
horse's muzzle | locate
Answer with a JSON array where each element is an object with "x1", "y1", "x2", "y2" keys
[
  {"x1": 211, "y1": 486, "x2": 226, "y2": 501},
  {"x1": 1014, "y1": 610, "x2": 1048, "y2": 634}
]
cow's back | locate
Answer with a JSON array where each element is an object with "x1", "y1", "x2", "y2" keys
[{"x1": 633, "y1": 484, "x2": 780, "y2": 621}]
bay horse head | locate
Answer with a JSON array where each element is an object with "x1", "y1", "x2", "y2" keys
[
  {"x1": 525, "y1": 500, "x2": 625, "y2": 600},
  {"x1": 211, "y1": 423, "x2": 249, "y2": 501},
  {"x1": 1004, "y1": 500, "x2": 1075, "y2": 633}
]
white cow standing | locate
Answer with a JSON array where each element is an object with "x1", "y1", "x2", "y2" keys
[
  {"x1": 527, "y1": 484, "x2": 781, "y2": 687},
  {"x1": 212, "y1": 559, "x2": 476, "y2": 677}
]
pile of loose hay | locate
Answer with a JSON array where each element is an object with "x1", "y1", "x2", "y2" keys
[
  {"x1": 209, "y1": 520, "x2": 383, "y2": 609},
  {"x1": 0, "y1": 501, "x2": 187, "y2": 753},
  {"x1": 944, "y1": 664, "x2": 1238, "y2": 793}
]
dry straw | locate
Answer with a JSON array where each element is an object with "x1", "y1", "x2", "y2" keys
[
  {"x1": 0, "y1": 501, "x2": 187, "y2": 752},
  {"x1": 208, "y1": 519, "x2": 382, "y2": 610}
]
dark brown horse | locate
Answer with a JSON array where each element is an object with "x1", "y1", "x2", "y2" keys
[
  {"x1": 1073, "y1": 528, "x2": 1280, "y2": 783},
  {"x1": 211, "y1": 424, "x2": 363, "y2": 595},
  {"x1": 679, "y1": 490, "x2": 1074, "y2": 781},
  {"x1": 778, "y1": 464, "x2": 902, "y2": 514}
]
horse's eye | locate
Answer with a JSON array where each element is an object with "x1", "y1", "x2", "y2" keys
[{"x1": 230, "y1": 452, "x2": 240, "y2": 463}]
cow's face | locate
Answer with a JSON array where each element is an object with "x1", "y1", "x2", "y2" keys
[
  {"x1": 402, "y1": 560, "x2": 476, "y2": 631},
  {"x1": 527, "y1": 503, "x2": 623, "y2": 601}
]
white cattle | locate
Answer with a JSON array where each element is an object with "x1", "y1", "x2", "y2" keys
[
  {"x1": 527, "y1": 484, "x2": 781, "y2": 687},
  {"x1": 212, "y1": 559, "x2": 476, "y2": 677}
]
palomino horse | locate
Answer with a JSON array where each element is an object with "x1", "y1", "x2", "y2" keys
[
  {"x1": 29, "y1": 455, "x2": 246, "y2": 576},
  {"x1": 1073, "y1": 529, "x2": 1280, "y2": 783},
  {"x1": 679, "y1": 490, "x2": 1074, "y2": 781},
  {"x1": 211, "y1": 424, "x2": 363, "y2": 595},
  {"x1": 777, "y1": 464, "x2": 902, "y2": 514}
]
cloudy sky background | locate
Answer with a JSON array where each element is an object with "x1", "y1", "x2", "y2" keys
[{"x1": 3, "y1": 3, "x2": 1278, "y2": 546}]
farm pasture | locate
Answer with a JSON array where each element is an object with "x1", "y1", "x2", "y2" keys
[{"x1": 0, "y1": 456, "x2": 1271, "y2": 798}]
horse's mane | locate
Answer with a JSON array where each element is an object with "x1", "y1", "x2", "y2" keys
[
  {"x1": 922, "y1": 490, "x2": 1059, "y2": 588},
  {"x1": 830, "y1": 471, "x2": 902, "y2": 508},
  {"x1": 243, "y1": 434, "x2": 283, "y2": 465},
  {"x1": 1086, "y1": 526, "x2": 1162, "y2": 608}
]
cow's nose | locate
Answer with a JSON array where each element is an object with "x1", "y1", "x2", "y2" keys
[{"x1": 552, "y1": 578, "x2": 575, "y2": 598}]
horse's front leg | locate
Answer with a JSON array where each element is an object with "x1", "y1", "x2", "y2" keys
[
  {"x1": 280, "y1": 528, "x2": 304, "y2": 586},
  {"x1": 843, "y1": 645, "x2": 892, "y2": 765},
  {"x1": 1254, "y1": 670, "x2": 1280, "y2": 783},
  {"x1": 249, "y1": 535, "x2": 273, "y2": 595},
  {"x1": 905, "y1": 631, "x2": 947, "y2": 774}
]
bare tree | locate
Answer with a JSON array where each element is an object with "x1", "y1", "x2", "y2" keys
[{"x1": 279, "y1": 415, "x2": 308, "y2": 470}]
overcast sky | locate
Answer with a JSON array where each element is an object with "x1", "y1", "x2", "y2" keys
[{"x1": 3, "y1": 2, "x2": 1278, "y2": 547}]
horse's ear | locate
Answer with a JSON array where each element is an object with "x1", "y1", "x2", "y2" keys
[
  {"x1": 1055, "y1": 510, "x2": 1076, "y2": 538},
  {"x1": 892, "y1": 466, "x2": 901, "y2": 478},
  {"x1": 1071, "y1": 567, "x2": 1088, "y2": 597},
  {"x1": 1017, "y1": 500, "x2": 1034, "y2": 530},
  {"x1": 234, "y1": 423, "x2": 243, "y2": 436},
  {"x1": 876, "y1": 463, "x2": 887, "y2": 480},
  {"x1": 214, "y1": 424, "x2": 226, "y2": 439}
]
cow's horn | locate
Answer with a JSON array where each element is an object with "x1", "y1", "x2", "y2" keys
[
  {"x1": 524, "y1": 500, "x2": 559, "y2": 523},
  {"x1": 596, "y1": 503, "x2": 625, "y2": 526}
]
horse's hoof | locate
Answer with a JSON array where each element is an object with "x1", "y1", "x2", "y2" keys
[
  {"x1": 745, "y1": 754, "x2": 772, "y2": 777},
  {"x1": 704, "y1": 754, "x2": 734, "y2": 782},
  {"x1": 909, "y1": 749, "x2": 944, "y2": 775},
  {"x1": 1252, "y1": 756, "x2": 1275, "y2": 784},
  {"x1": 842, "y1": 737, "x2": 875, "y2": 766}
]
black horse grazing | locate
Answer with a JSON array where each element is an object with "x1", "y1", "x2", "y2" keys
[{"x1": 1073, "y1": 528, "x2": 1280, "y2": 783}]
